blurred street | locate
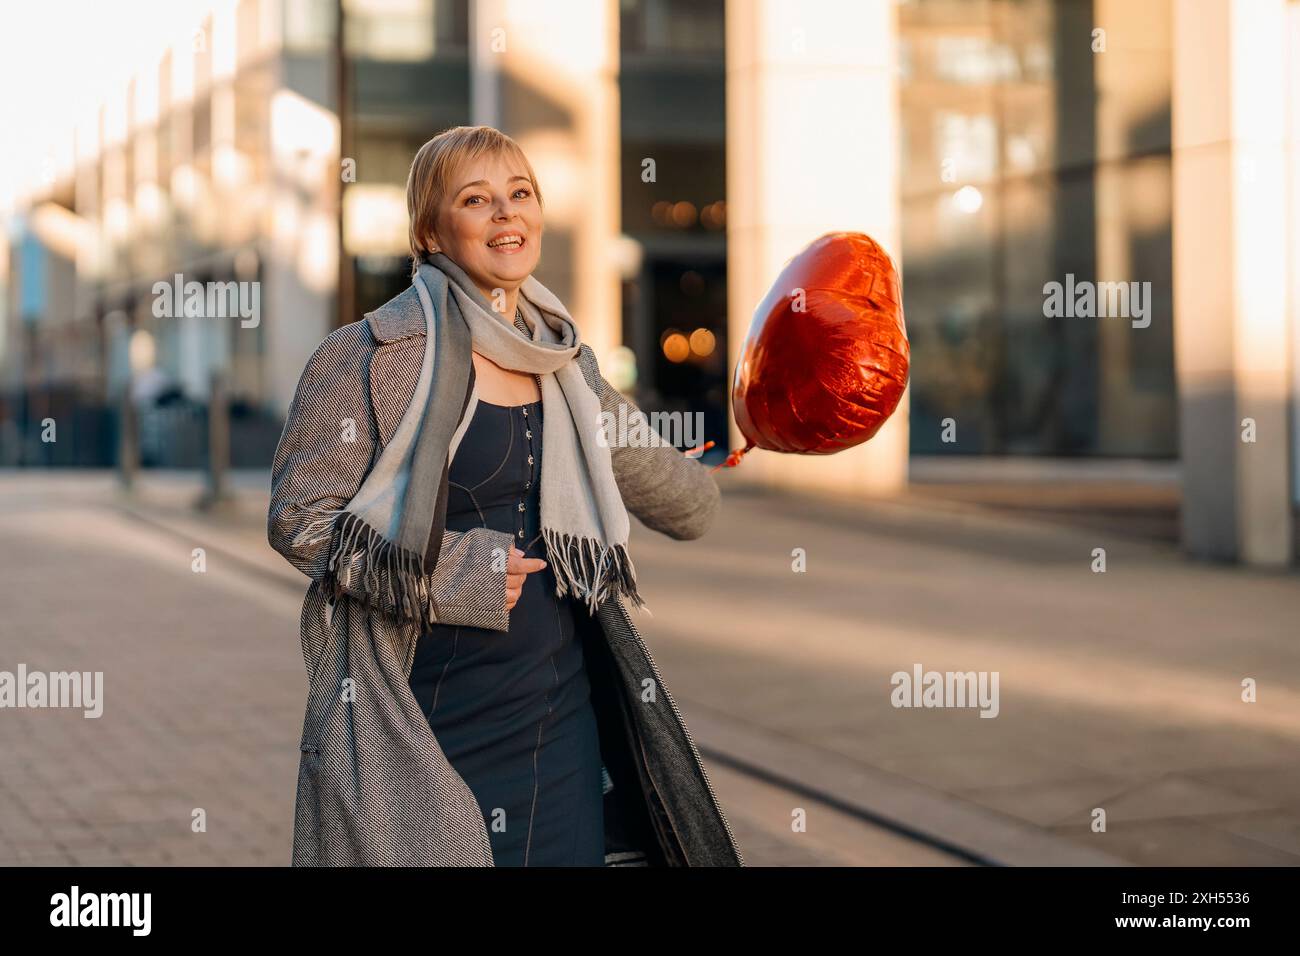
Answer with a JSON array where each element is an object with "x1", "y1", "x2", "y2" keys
[{"x1": 1, "y1": 469, "x2": 1296, "y2": 866}]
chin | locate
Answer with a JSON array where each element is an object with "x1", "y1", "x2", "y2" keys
[{"x1": 499, "y1": 257, "x2": 540, "y2": 283}]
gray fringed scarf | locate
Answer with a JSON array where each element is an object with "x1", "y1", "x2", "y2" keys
[{"x1": 293, "y1": 253, "x2": 643, "y2": 629}]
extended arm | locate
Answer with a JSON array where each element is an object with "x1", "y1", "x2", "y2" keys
[{"x1": 576, "y1": 344, "x2": 721, "y2": 540}]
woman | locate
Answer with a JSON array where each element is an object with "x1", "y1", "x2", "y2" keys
[{"x1": 268, "y1": 125, "x2": 743, "y2": 867}]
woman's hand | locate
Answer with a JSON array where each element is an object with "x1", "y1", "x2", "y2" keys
[{"x1": 505, "y1": 546, "x2": 547, "y2": 612}]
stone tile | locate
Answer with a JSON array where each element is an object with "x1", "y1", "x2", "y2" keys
[
  {"x1": 955, "y1": 775, "x2": 1135, "y2": 828},
  {"x1": 1181, "y1": 764, "x2": 1300, "y2": 805},
  {"x1": 1048, "y1": 818, "x2": 1300, "y2": 866},
  {"x1": 65, "y1": 846, "x2": 127, "y2": 865},
  {"x1": 6, "y1": 474, "x2": 1300, "y2": 869},
  {"x1": 1211, "y1": 811, "x2": 1300, "y2": 858},
  {"x1": 1094, "y1": 775, "x2": 1276, "y2": 823},
  {"x1": 869, "y1": 748, "x2": 1099, "y2": 792},
  {"x1": 706, "y1": 761, "x2": 971, "y2": 866}
]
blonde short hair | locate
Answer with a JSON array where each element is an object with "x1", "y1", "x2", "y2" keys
[{"x1": 406, "y1": 125, "x2": 545, "y2": 278}]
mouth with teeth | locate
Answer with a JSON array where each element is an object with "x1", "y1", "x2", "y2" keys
[{"x1": 486, "y1": 233, "x2": 527, "y2": 254}]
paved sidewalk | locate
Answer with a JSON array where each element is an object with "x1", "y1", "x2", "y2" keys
[{"x1": 1, "y1": 469, "x2": 1297, "y2": 866}]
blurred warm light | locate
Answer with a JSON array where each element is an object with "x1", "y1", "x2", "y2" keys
[
  {"x1": 28, "y1": 203, "x2": 96, "y2": 259},
  {"x1": 212, "y1": 86, "x2": 237, "y2": 149},
  {"x1": 936, "y1": 112, "x2": 997, "y2": 181},
  {"x1": 133, "y1": 183, "x2": 169, "y2": 230},
  {"x1": 650, "y1": 200, "x2": 717, "y2": 230},
  {"x1": 212, "y1": 0, "x2": 238, "y2": 80},
  {"x1": 346, "y1": 0, "x2": 436, "y2": 62},
  {"x1": 103, "y1": 197, "x2": 132, "y2": 243},
  {"x1": 343, "y1": 183, "x2": 409, "y2": 257},
  {"x1": 671, "y1": 201, "x2": 698, "y2": 227},
  {"x1": 132, "y1": 71, "x2": 160, "y2": 130},
  {"x1": 133, "y1": 134, "x2": 159, "y2": 187},
  {"x1": 212, "y1": 144, "x2": 251, "y2": 190},
  {"x1": 171, "y1": 164, "x2": 200, "y2": 211},
  {"x1": 952, "y1": 184, "x2": 983, "y2": 214},
  {"x1": 700, "y1": 200, "x2": 726, "y2": 229},
  {"x1": 272, "y1": 193, "x2": 301, "y2": 241},
  {"x1": 298, "y1": 211, "x2": 340, "y2": 294},
  {"x1": 270, "y1": 89, "x2": 339, "y2": 165},
  {"x1": 606, "y1": 345, "x2": 638, "y2": 392},
  {"x1": 74, "y1": 112, "x2": 100, "y2": 164},
  {"x1": 1006, "y1": 134, "x2": 1037, "y2": 172},
  {"x1": 504, "y1": 0, "x2": 609, "y2": 76},
  {"x1": 610, "y1": 234, "x2": 643, "y2": 279},
  {"x1": 689, "y1": 328, "x2": 715, "y2": 357},
  {"x1": 102, "y1": 98, "x2": 128, "y2": 148},
  {"x1": 128, "y1": 329, "x2": 156, "y2": 373},
  {"x1": 935, "y1": 35, "x2": 1019, "y2": 85},
  {"x1": 517, "y1": 130, "x2": 580, "y2": 222},
  {"x1": 171, "y1": 32, "x2": 196, "y2": 104},
  {"x1": 661, "y1": 331, "x2": 690, "y2": 363},
  {"x1": 0, "y1": 0, "x2": 211, "y2": 210}
]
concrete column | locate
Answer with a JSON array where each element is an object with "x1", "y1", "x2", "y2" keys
[
  {"x1": 1289, "y1": 2, "x2": 1300, "y2": 523},
  {"x1": 469, "y1": 0, "x2": 622, "y2": 362},
  {"x1": 263, "y1": 77, "x2": 339, "y2": 416},
  {"x1": 1172, "y1": 0, "x2": 1296, "y2": 564},
  {"x1": 725, "y1": 0, "x2": 907, "y2": 496}
]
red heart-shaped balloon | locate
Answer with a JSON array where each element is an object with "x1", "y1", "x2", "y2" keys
[{"x1": 719, "y1": 232, "x2": 909, "y2": 469}]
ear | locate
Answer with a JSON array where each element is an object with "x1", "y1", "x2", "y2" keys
[{"x1": 420, "y1": 220, "x2": 441, "y2": 254}]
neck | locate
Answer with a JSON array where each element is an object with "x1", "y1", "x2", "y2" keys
[{"x1": 473, "y1": 281, "x2": 520, "y2": 321}]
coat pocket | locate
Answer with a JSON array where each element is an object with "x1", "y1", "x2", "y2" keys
[{"x1": 299, "y1": 668, "x2": 347, "y2": 755}]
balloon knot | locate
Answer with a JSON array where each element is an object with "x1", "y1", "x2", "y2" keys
[{"x1": 710, "y1": 440, "x2": 755, "y2": 473}]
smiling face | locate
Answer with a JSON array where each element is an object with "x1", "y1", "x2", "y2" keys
[{"x1": 426, "y1": 151, "x2": 543, "y2": 310}]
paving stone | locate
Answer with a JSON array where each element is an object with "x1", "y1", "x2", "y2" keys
[{"x1": 3, "y1": 471, "x2": 1297, "y2": 867}]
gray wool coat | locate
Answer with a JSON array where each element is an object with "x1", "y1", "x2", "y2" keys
[{"x1": 267, "y1": 281, "x2": 744, "y2": 867}]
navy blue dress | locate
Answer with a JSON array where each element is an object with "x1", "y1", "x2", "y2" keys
[{"x1": 407, "y1": 396, "x2": 606, "y2": 866}]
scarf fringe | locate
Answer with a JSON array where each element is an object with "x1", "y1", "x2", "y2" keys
[
  {"x1": 292, "y1": 503, "x2": 435, "y2": 631},
  {"x1": 293, "y1": 503, "x2": 649, "y2": 625},
  {"x1": 542, "y1": 526, "x2": 650, "y2": 617}
]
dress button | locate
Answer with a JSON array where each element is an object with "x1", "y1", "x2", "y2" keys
[
  {"x1": 517, "y1": 529, "x2": 525, "y2": 538},
  {"x1": 526, "y1": 430, "x2": 532, "y2": 438},
  {"x1": 518, "y1": 503, "x2": 525, "y2": 512},
  {"x1": 527, "y1": 455, "x2": 534, "y2": 465},
  {"x1": 522, "y1": 407, "x2": 528, "y2": 416}
]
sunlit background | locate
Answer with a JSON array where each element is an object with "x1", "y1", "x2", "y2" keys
[
  {"x1": 2, "y1": 0, "x2": 1300, "y2": 870},
  {"x1": 2, "y1": 0, "x2": 1298, "y2": 564}
]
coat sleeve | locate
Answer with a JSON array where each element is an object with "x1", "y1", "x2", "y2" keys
[
  {"x1": 576, "y1": 344, "x2": 721, "y2": 540},
  {"x1": 267, "y1": 326, "x2": 515, "y2": 631}
]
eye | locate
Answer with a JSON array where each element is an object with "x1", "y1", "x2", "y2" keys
[
  {"x1": 513, "y1": 187, "x2": 532, "y2": 200},
  {"x1": 464, "y1": 195, "x2": 484, "y2": 206}
]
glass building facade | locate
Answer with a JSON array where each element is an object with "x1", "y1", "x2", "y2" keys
[
  {"x1": 618, "y1": 0, "x2": 729, "y2": 446},
  {"x1": 0, "y1": 0, "x2": 1232, "y2": 473},
  {"x1": 900, "y1": 0, "x2": 1176, "y2": 458}
]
